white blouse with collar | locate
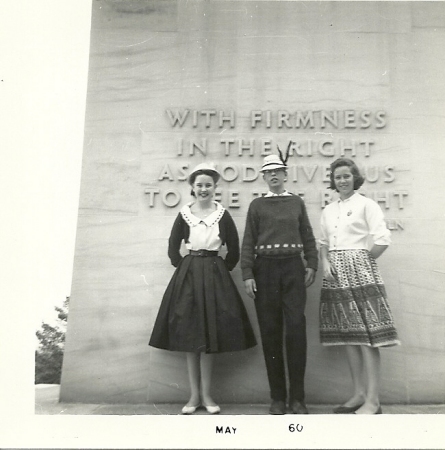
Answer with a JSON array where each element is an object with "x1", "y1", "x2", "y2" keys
[
  {"x1": 320, "y1": 192, "x2": 391, "y2": 251},
  {"x1": 180, "y1": 201, "x2": 225, "y2": 251}
]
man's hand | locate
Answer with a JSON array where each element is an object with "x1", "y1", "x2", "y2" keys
[
  {"x1": 244, "y1": 278, "x2": 257, "y2": 298},
  {"x1": 305, "y1": 268, "x2": 316, "y2": 287}
]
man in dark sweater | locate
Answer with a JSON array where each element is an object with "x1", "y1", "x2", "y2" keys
[{"x1": 241, "y1": 154, "x2": 318, "y2": 415}]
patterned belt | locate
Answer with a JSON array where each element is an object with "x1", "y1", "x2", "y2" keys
[{"x1": 189, "y1": 249, "x2": 219, "y2": 257}]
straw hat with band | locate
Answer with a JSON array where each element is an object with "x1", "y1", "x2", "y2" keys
[
  {"x1": 260, "y1": 143, "x2": 291, "y2": 172},
  {"x1": 259, "y1": 155, "x2": 288, "y2": 173},
  {"x1": 188, "y1": 162, "x2": 221, "y2": 185}
]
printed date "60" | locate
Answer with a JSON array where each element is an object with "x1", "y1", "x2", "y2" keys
[{"x1": 289, "y1": 424, "x2": 303, "y2": 432}]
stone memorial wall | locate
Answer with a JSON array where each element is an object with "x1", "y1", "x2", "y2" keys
[{"x1": 60, "y1": 0, "x2": 445, "y2": 405}]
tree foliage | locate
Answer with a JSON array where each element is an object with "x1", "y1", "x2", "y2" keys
[{"x1": 35, "y1": 297, "x2": 69, "y2": 384}]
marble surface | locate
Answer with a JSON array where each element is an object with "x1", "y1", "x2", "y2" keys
[{"x1": 61, "y1": 1, "x2": 445, "y2": 405}]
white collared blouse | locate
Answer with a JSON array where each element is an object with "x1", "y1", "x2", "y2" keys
[
  {"x1": 180, "y1": 201, "x2": 225, "y2": 251},
  {"x1": 319, "y1": 192, "x2": 391, "y2": 251}
]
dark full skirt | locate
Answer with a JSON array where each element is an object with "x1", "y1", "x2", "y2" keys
[
  {"x1": 149, "y1": 255, "x2": 257, "y2": 353},
  {"x1": 319, "y1": 249, "x2": 400, "y2": 347}
]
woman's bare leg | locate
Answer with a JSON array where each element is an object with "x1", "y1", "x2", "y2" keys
[
  {"x1": 355, "y1": 346, "x2": 381, "y2": 414},
  {"x1": 200, "y1": 353, "x2": 217, "y2": 406},
  {"x1": 341, "y1": 345, "x2": 366, "y2": 407},
  {"x1": 185, "y1": 352, "x2": 201, "y2": 406}
]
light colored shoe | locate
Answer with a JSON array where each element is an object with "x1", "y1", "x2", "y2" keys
[
  {"x1": 203, "y1": 404, "x2": 220, "y2": 414},
  {"x1": 354, "y1": 405, "x2": 383, "y2": 415},
  {"x1": 333, "y1": 403, "x2": 363, "y2": 414},
  {"x1": 181, "y1": 404, "x2": 200, "y2": 415}
]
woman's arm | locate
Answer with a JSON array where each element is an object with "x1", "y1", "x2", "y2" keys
[
  {"x1": 369, "y1": 244, "x2": 388, "y2": 259},
  {"x1": 320, "y1": 244, "x2": 336, "y2": 282},
  {"x1": 167, "y1": 213, "x2": 185, "y2": 267},
  {"x1": 240, "y1": 202, "x2": 258, "y2": 281},
  {"x1": 319, "y1": 209, "x2": 336, "y2": 282},
  {"x1": 365, "y1": 199, "x2": 391, "y2": 247},
  {"x1": 221, "y1": 210, "x2": 240, "y2": 271}
]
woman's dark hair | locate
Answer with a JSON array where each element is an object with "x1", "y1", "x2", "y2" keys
[
  {"x1": 329, "y1": 158, "x2": 365, "y2": 191},
  {"x1": 189, "y1": 169, "x2": 219, "y2": 197}
]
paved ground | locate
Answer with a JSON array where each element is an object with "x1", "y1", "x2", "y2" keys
[{"x1": 35, "y1": 385, "x2": 445, "y2": 415}]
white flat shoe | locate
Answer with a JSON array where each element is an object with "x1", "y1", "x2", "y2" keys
[
  {"x1": 203, "y1": 404, "x2": 220, "y2": 414},
  {"x1": 181, "y1": 404, "x2": 200, "y2": 414}
]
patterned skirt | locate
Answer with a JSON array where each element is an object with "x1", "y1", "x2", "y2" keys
[
  {"x1": 319, "y1": 249, "x2": 400, "y2": 347},
  {"x1": 149, "y1": 254, "x2": 257, "y2": 354}
]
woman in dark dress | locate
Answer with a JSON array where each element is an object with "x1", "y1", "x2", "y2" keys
[{"x1": 149, "y1": 162, "x2": 256, "y2": 414}]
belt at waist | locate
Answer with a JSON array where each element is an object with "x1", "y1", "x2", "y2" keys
[{"x1": 189, "y1": 250, "x2": 219, "y2": 257}]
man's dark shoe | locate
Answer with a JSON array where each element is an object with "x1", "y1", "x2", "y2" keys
[
  {"x1": 269, "y1": 400, "x2": 286, "y2": 415},
  {"x1": 289, "y1": 400, "x2": 309, "y2": 414}
]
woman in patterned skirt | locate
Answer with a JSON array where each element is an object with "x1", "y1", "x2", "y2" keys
[
  {"x1": 149, "y1": 162, "x2": 256, "y2": 415},
  {"x1": 319, "y1": 158, "x2": 400, "y2": 415}
]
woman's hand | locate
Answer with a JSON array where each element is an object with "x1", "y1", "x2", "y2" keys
[
  {"x1": 244, "y1": 279, "x2": 257, "y2": 298},
  {"x1": 323, "y1": 261, "x2": 337, "y2": 282},
  {"x1": 369, "y1": 244, "x2": 388, "y2": 260},
  {"x1": 305, "y1": 268, "x2": 316, "y2": 287}
]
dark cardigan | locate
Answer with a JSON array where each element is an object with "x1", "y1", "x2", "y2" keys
[{"x1": 168, "y1": 209, "x2": 240, "y2": 271}]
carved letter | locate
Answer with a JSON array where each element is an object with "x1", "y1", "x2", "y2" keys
[
  {"x1": 177, "y1": 164, "x2": 190, "y2": 181},
  {"x1": 321, "y1": 190, "x2": 333, "y2": 208},
  {"x1": 302, "y1": 165, "x2": 318, "y2": 182},
  {"x1": 162, "y1": 190, "x2": 181, "y2": 208},
  {"x1": 359, "y1": 139, "x2": 374, "y2": 157},
  {"x1": 189, "y1": 138, "x2": 207, "y2": 156},
  {"x1": 242, "y1": 165, "x2": 259, "y2": 182},
  {"x1": 360, "y1": 110, "x2": 372, "y2": 128},
  {"x1": 260, "y1": 138, "x2": 273, "y2": 156},
  {"x1": 266, "y1": 110, "x2": 272, "y2": 128},
  {"x1": 319, "y1": 140, "x2": 335, "y2": 157},
  {"x1": 228, "y1": 191, "x2": 240, "y2": 208},
  {"x1": 321, "y1": 110, "x2": 338, "y2": 128},
  {"x1": 375, "y1": 110, "x2": 387, "y2": 128},
  {"x1": 373, "y1": 191, "x2": 390, "y2": 209},
  {"x1": 278, "y1": 110, "x2": 291, "y2": 128},
  {"x1": 251, "y1": 110, "x2": 262, "y2": 128},
  {"x1": 144, "y1": 187, "x2": 160, "y2": 207},
  {"x1": 219, "y1": 110, "x2": 235, "y2": 128},
  {"x1": 295, "y1": 111, "x2": 314, "y2": 129},
  {"x1": 221, "y1": 165, "x2": 239, "y2": 182},
  {"x1": 344, "y1": 110, "x2": 356, "y2": 128},
  {"x1": 177, "y1": 138, "x2": 183, "y2": 156},
  {"x1": 364, "y1": 166, "x2": 379, "y2": 183},
  {"x1": 340, "y1": 139, "x2": 356, "y2": 157},
  {"x1": 238, "y1": 139, "x2": 255, "y2": 156},
  {"x1": 158, "y1": 165, "x2": 174, "y2": 181},
  {"x1": 221, "y1": 138, "x2": 235, "y2": 156},
  {"x1": 166, "y1": 109, "x2": 189, "y2": 127},
  {"x1": 393, "y1": 191, "x2": 408, "y2": 209},
  {"x1": 201, "y1": 110, "x2": 217, "y2": 128},
  {"x1": 384, "y1": 165, "x2": 395, "y2": 182},
  {"x1": 289, "y1": 141, "x2": 304, "y2": 157}
]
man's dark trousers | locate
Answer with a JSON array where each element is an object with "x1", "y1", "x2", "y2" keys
[{"x1": 253, "y1": 254, "x2": 307, "y2": 403}]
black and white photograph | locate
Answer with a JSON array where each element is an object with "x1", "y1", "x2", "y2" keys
[{"x1": 2, "y1": 0, "x2": 445, "y2": 448}]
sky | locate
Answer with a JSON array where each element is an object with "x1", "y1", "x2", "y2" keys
[{"x1": 1, "y1": 1, "x2": 92, "y2": 329}]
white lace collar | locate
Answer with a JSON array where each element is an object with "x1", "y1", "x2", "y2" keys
[{"x1": 181, "y1": 201, "x2": 225, "y2": 227}]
